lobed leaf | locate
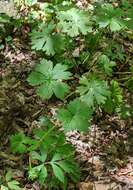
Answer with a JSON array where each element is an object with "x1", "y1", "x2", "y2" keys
[
  {"x1": 27, "y1": 59, "x2": 71, "y2": 100},
  {"x1": 77, "y1": 76, "x2": 110, "y2": 107},
  {"x1": 57, "y1": 99, "x2": 92, "y2": 132}
]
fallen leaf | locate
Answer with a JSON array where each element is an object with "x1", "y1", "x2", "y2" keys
[{"x1": 78, "y1": 182, "x2": 93, "y2": 190}]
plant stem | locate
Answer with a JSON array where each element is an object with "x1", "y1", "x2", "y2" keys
[
  {"x1": 34, "y1": 126, "x2": 55, "y2": 150},
  {"x1": 64, "y1": 91, "x2": 75, "y2": 101},
  {"x1": 29, "y1": 153, "x2": 32, "y2": 170}
]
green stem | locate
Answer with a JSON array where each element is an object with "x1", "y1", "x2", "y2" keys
[
  {"x1": 114, "y1": 72, "x2": 132, "y2": 75},
  {"x1": 64, "y1": 91, "x2": 75, "y2": 101},
  {"x1": 82, "y1": 54, "x2": 90, "y2": 65},
  {"x1": 44, "y1": 153, "x2": 74, "y2": 166},
  {"x1": 29, "y1": 153, "x2": 32, "y2": 170},
  {"x1": 34, "y1": 126, "x2": 55, "y2": 150},
  {"x1": 117, "y1": 76, "x2": 131, "y2": 81},
  {"x1": 28, "y1": 126, "x2": 55, "y2": 169}
]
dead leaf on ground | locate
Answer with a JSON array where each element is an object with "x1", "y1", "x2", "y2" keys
[
  {"x1": 78, "y1": 182, "x2": 94, "y2": 190},
  {"x1": 78, "y1": 181, "x2": 120, "y2": 190},
  {"x1": 94, "y1": 182, "x2": 119, "y2": 190}
]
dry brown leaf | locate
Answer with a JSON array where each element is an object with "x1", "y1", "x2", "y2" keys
[
  {"x1": 78, "y1": 181, "x2": 120, "y2": 190},
  {"x1": 78, "y1": 182, "x2": 94, "y2": 190},
  {"x1": 94, "y1": 182, "x2": 119, "y2": 190}
]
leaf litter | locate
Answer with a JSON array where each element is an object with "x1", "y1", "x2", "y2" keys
[{"x1": 0, "y1": 0, "x2": 133, "y2": 189}]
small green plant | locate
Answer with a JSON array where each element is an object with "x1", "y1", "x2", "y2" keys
[
  {"x1": 94, "y1": 3, "x2": 125, "y2": 31},
  {"x1": 27, "y1": 59, "x2": 72, "y2": 99},
  {"x1": 25, "y1": 1, "x2": 133, "y2": 187},
  {"x1": 57, "y1": 99, "x2": 92, "y2": 132},
  {"x1": 0, "y1": 0, "x2": 132, "y2": 189},
  {"x1": 30, "y1": 23, "x2": 65, "y2": 55},
  {"x1": 10, "y1": 117, "x2": 80, "y2": 188},
  {"x1": 98, "y1": 54, "x2": 116, "y2": 76},
  {"x1": 77, "y1": 76, "x2": 110, "y2": 107},
  {"x1": 104, "y1": 80, "x2": 123, "y2": 113},
  {"x1": 57, "y1": 8, "x2": 92, "y2": 37},
  {"x1": 0, "y1": 171, "x2": 21, "y2": 190}
]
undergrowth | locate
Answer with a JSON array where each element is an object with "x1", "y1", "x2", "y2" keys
[{"x1": 0, "y1": 0, "x2": 133, "y2": 189}]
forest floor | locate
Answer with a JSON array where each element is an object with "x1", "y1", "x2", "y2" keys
[
  {"x1": 0, "y1": 29, "x2": 133, "y2": 190},
  {"x1": 0, "y1": 0, "x2": 133, "y2": 190}
]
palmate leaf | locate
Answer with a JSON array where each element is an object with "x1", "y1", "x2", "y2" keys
[
  {"x1": 7, "y1": 181, "x2": 21, "y2": 190},
  {"x1": 57, "y1": 99, "x2": 92, "y2": 132},
  {"x1": 57, "y1": 8, "x2": 92, "y2": 37},
  {"x1": 77, "y1": 76, "x2": 110, "y2": 107},
  {"x1": 1, "y1": 171, "x2": 22, "y2": 190},
  {"x1": 27, "y1": 59, "x2": 72, "y2": 100},
  {"x1": 59, "y1": 160, "x2": 77, "y2": 174},
  {"x1": 10, "y1": 133, "x2": 32, "y2": 154},
  {"x1": 57, "y1": 155, "x2": 80, "y2": 178},
  {"x1": 50, "y1": 152, "x2": 80, "y2": 183},
  {"x1": 31, "y1": 23, "x2": 65, "y2": 55},
  {"x1": 59, "y1": 160, "x2": 80, "y2": 182},
  {"x1": 95, "y1": 3, "x2": 125, "y2": 32},
  {"x1": 98, "y1": 54, "x2": 116, "y2": 76}
]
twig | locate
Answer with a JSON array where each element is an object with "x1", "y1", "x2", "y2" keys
[
  {"x1": 114, "y1": 72, "x2": 132, "y2": 75},
  {"x1": 0, "y1": 151, "x2": 20, "y2": 161},
  {"x1": 81, "y1": 54, "x2": 90, "y2": 65}
]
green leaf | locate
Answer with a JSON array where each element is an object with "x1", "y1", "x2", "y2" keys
[
  {"x1": 28, "y1": 168, "x2": 38, "y2": 180},
  {"x1": 57, "y1": 99, "x2": 92, "y2": 132},
  {"x1": 125, "y1": 77, "x2": 133, "y2": 92},
  {"x1": 95, "y1": 3, "x2": 125, "y2": 32},
  {"x1": 58, "y1": 160, "x2": 76, "y2": 173},
  {"x1": 7, "y1": 181, "x2": 21, "y2": 190},
  {"x1": 52, "y1": 64, "x2": 71, "y2": 80},
  {"x1": 57, "y1": 8, "x2": 92, "y2": 37},
  {"x1": 99, "y1": 20, "x2": 110, "y2": 28},
  {"x1": 1, "y1": 185, "x2": 9, "y2": 190},
  {"x1": 53, "y1": 81, "x2": 70, "y2": 99},
  {"x1": 27, "y1": 59, "x2": 71, "y2": 100},
  {"x1": 10, "y1": 133, "x2": 31, "y2": 154},
  {"x1": 39, "y1": 166, "x2": 47, "y2": 184},
  {"x1": 77, "y1": 76, "x2": 110, "y2": 107},
  {"x1": 31, "y1": 151, "x2": 42, "y2": 161},
  {"x1": 110, "y1": 18, "x2": 123, "y2": 32},
  {"x1": 51, "y1": 153, "x2": 62, "y2": 162},
  {"x1": 37, "y1": 83, "x2": 53, "y2": 99},
  {"x1": 98, "y1": 54, "x2": 116, "y2": 76},
  {"x1": 104, "y1": 80, "x2": 123, "y2": 113},
  {"x1": 38, "y1": 116, "x2": 51, "y2": 127},
  {"x1": 27, "y1": 71, "x2": 45, "y2": 86},
  {"x1": 31, "y1": 150, "x2": 47, "y2": 163},
  {"x1": 36, "y1": 59, "x2": 53, "y2": 74},
  {"x1": 29, "y1": 165, "x2": 43, "y2": 180},
  {"x1": 110, "y1": 80, "x2": 123, "y2": 104},
  {"x1": 51, "y1": 163, "x2": 65, "y2": 183},
  {"x1": 31, "y1": 24, "x2": 65, "y2": 55},
  {"x1": 5, "y1": 171, "x2": 12, "y2": 182},
  {"x1": 40, "y1": 149, "x2": 47, "y2": 162},
  {"x1": 58, "y1": 160, "x2": 80, "y2": 182},
  {"x1": 25, "y1": 0, "x2": 37, "y2": 6}
]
